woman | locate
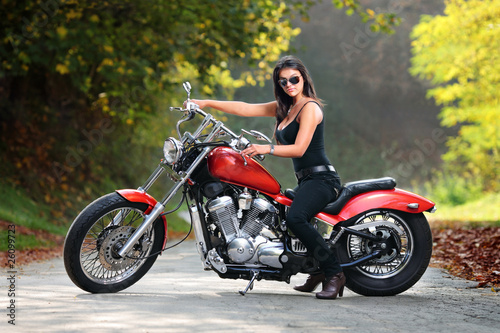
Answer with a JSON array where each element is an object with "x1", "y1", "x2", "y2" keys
[{"x1": 190, "y1": 55, "x2": 345, "y2": 299}]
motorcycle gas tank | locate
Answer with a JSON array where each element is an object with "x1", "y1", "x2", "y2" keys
[{"x1": 207, "y1": 147, "x2": 281, "y2": 195}]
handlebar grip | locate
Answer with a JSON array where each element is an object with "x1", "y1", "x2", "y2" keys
[{"x1": 255, "y1": 154, "x2": 265, "y2": 161}]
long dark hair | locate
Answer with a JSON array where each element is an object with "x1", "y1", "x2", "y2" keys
[{"x1": 273, "y1": 55, "x2": 323, "y2": 126}]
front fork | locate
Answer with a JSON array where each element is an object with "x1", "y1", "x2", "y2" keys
[{"x1": 117, "y1": 146, "x2": 214, "y2": 258}]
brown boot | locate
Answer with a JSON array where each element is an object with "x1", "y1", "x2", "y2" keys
[
  {"x1": 316, "y1": 272, "x2": 346, "y2": 299},
  {"x1": 293, "y1": 273, "x2": 325, "y2": 292}
]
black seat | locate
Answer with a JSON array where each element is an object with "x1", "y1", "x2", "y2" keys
[{"x1": 284, "y1": 177, "x2": 396, "y2": 215}]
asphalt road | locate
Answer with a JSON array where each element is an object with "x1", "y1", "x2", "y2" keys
[{"x1": 2, "y1": 240, "x2": 499, "y2": 333}]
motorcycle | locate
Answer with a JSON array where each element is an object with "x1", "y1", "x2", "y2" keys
[{"x1": 63, "y1": 82, "x2": 436, "y2": 296}]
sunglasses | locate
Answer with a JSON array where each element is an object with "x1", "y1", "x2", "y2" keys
[{"x1": 278, "y1": 75, "x2": 301, "y2": 88}]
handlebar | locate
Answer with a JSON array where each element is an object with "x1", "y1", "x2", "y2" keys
[
  {"x1": 171, "y1": 104, "x2": 242, "y2": 141},
  {"x1": 171, "y1": 82, "x2": 269, "y2": 164}
]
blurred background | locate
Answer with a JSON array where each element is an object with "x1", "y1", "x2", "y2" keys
[
  {"x1": 0, "y1": 0, "x2": 498, "y2": 251},
  {"x1": 233, "y1": 0, "x2": 448, "y2": 189}
]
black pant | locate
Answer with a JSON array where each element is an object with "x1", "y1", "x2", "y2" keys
[{"x1": 286, "y1": 171, "x2": 343, "y2": 278}]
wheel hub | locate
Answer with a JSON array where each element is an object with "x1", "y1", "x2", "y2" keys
[
  {"x1": 99, "y1": 226, "x2": 137, "y2": 270},
  {"x1": 362, "y1": 228, "x2": 401, "y2": 264}
]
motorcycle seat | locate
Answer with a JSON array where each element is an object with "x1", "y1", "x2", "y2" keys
[{"x1": 284, "y1": 177, "x2": 397, "y2": 215}]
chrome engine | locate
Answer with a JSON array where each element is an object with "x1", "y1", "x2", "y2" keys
[{"x1": 206, "y1": 192, "x2": 284, "y2": 267}]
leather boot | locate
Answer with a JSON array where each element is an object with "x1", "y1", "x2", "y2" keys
[
  {"x1": 293, "y1": 273, "x2": 325, "y2": 292},
  {"x1": 316, "y1": 272, "x2": 346, "y2": 299}
]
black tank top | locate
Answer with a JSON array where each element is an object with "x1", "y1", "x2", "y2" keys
[{"x1": 275, "y1": 101, "x2": 331, "y2": 172}]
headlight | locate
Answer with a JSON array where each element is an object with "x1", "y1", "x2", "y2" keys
[{"x1": 163, "y1": 137, "x2": 182, "y2": 165}]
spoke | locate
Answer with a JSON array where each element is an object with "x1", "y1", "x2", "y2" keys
[
  {"x1": 348, "y1": 211, "x2": 414, "y2": 278},
  {"x1": 79, "y1": 206, "x2": 156, "y2": 283},
  {"x1": 80, "y1": 251, "x2": 96, "y2": 262},
  {"x1": 82, "y1": 259, "x2": 97, "y2": 273},
  {"x1": 127, "y1": 211, "x2": 143, "y2": 226}
]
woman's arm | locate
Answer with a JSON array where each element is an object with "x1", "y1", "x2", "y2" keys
[
  {"x1": 242, "y1": 102, "x2": 323, "y2": 158},
  {"x1": 191, "y1": 99, "x2": 277, "y2": 118}
]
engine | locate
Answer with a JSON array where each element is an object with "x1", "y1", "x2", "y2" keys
[{"x1": 206, "y1": 192, "x2": 283, "y2": 267}]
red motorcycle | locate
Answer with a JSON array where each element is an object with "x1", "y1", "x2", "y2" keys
[{"x1": 64, "y1": 82, "x2": 436, "y2": 296}]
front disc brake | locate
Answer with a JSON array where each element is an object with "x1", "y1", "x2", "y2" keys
[{"x1": 98, "y1": 226, "x2": 137, "y2": 270}]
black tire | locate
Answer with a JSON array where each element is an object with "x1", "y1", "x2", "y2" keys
[
  {"x1": 63, "y1": 192, "x2": 166, "y2": 293},
  {"x1": 337, "y1": 210, "x2": 432, "y2": 296}
]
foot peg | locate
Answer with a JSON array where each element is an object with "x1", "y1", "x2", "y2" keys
[{"x1": 239, "y1": 270, "x2": 260, "y2": 296}]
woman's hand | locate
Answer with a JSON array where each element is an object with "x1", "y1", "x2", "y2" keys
[
  {"x1": 183, "y1": 99, "x2": 208, "y2": 109},
  {"x1": 241, "y1": 144, "x2": 272, "y2": 158}
]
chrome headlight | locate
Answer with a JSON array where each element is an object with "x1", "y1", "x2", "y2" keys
[{"x1": 163, "y1": 137, "x2": 182, "y2": 165}]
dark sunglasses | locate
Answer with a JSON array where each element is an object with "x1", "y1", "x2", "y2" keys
[{"x1": 278, "y1": 75, "x2": 301, "y2": 88}]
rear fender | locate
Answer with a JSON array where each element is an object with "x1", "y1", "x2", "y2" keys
[
  {"x1": 116, "y1": 189, "x2": 168, "y2": 252},
  {"x1": 336, "y1": 188, "x2": 435, "y2": 221}
]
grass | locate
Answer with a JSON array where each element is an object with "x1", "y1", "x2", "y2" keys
[
  {"x1": 0, "y1": 182, "x2": 67, "y2": 251},
  {"x1": 0, "y1": 182, "x2": 68, "y2": 235},
  {"x1": 2, "y1": 233, "x2": 59, "y2": 251},
  {"x1": 0, "y1": 180, "x2": 191, "y2": 251},
  {"x1": 428, "y1": 192, "x2": 500, "y2": 228}
]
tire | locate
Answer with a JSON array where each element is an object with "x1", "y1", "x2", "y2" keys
[
  {"x1": 337, "y1": 210, "x2": 432, "y2": 296},
  {"x1": 63, "y1": 192, "x2": 166, "y2": 293}
]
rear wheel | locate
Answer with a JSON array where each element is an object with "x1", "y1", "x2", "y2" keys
[
  {"x1": 337, "y1": 210, "x2": 432, "y2": 296},
  {"x1": 63, "y1": 192, "x2": 166, "y2": 293}
]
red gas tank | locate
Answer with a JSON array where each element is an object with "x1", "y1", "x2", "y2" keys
[{"x1": 207, "y1": 147, "x2": 281, "y2": 195}]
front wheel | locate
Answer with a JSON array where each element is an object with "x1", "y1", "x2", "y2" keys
[
  {"x1": 63, "y1": 192, "x2": 166, "y2": 293},
  {"x1": 337, "y1": 210, "x2": 432, "y2": 296}
]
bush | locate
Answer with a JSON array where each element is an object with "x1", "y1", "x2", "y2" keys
[{"x1": 425, "y1": 172, "x2": 484, "y2": 206}]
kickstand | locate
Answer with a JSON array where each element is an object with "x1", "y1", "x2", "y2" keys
[{"x1": 239, "y1": 270, "x2": 259, "y2": 296}]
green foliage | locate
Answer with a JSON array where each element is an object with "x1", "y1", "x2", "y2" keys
[
  {"x1": 332, "y1": 0, "x2": 401, "y2": 33},
  {"x1": 0, "y1": 0, "x2": 304, "y2": 197},
  {"x1": 425, "y1": 171, "x2": 484, "y2": 206},
  {"x1": 0, "y1": 181, "x2": 67, "y2": 234},
  {"x1": 1, "y1": 0, "x2": 302, "y2": 122},
  {"x1": 410, "y1": 0, "x2": 500, "y2": 192},
  {"x1": 429, "y1": 192, "x2": 500, "y2": 225}
]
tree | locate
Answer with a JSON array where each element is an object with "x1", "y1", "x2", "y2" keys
[
  {"x1": 1, "y1": 0, "x2": 305, "y2": 118},
  {"x1": 410, "y1": 0, "x2": 500, "y2": 192},
  {"x1": 0, "y1": 0, "x2": 302, "y2": 192},
  {"x1": 332, "y1": 0, "x2": 401, "y2": 33},
  {"x1": 0, "y1": 0, "x2": 402, "y2": 199}
]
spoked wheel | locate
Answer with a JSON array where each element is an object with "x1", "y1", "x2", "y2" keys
[
  {"x1": 337, "y1": 210, "x2": 432, "y2": 296},
  {"x1": 64, "y1": 192, "x2": 166, "y2": 293}
]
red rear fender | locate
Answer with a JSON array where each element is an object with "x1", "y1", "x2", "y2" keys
[
  {"x1": 275, "y1": 189, "x2": 435, "y2": 226},
  {"x1": 336, "y1": 188, "x2": 435, "y2": 220}
]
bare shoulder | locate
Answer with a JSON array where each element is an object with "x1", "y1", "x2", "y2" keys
[{"x1": 297, "y1": 99, "x2": 323, "y2": 123}]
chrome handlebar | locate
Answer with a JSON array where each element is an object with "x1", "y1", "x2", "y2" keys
[{"x1": 169, "y1": 82, "x2": 269, "y2": 164}]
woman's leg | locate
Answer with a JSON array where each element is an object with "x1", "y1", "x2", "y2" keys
[{"x1": 286, "y1": 175, "x2": 342, "y2": 278}]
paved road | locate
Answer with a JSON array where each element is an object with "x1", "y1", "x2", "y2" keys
[{"x1": 2, "y1": 240, "x2": 499, "y2": 332}]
